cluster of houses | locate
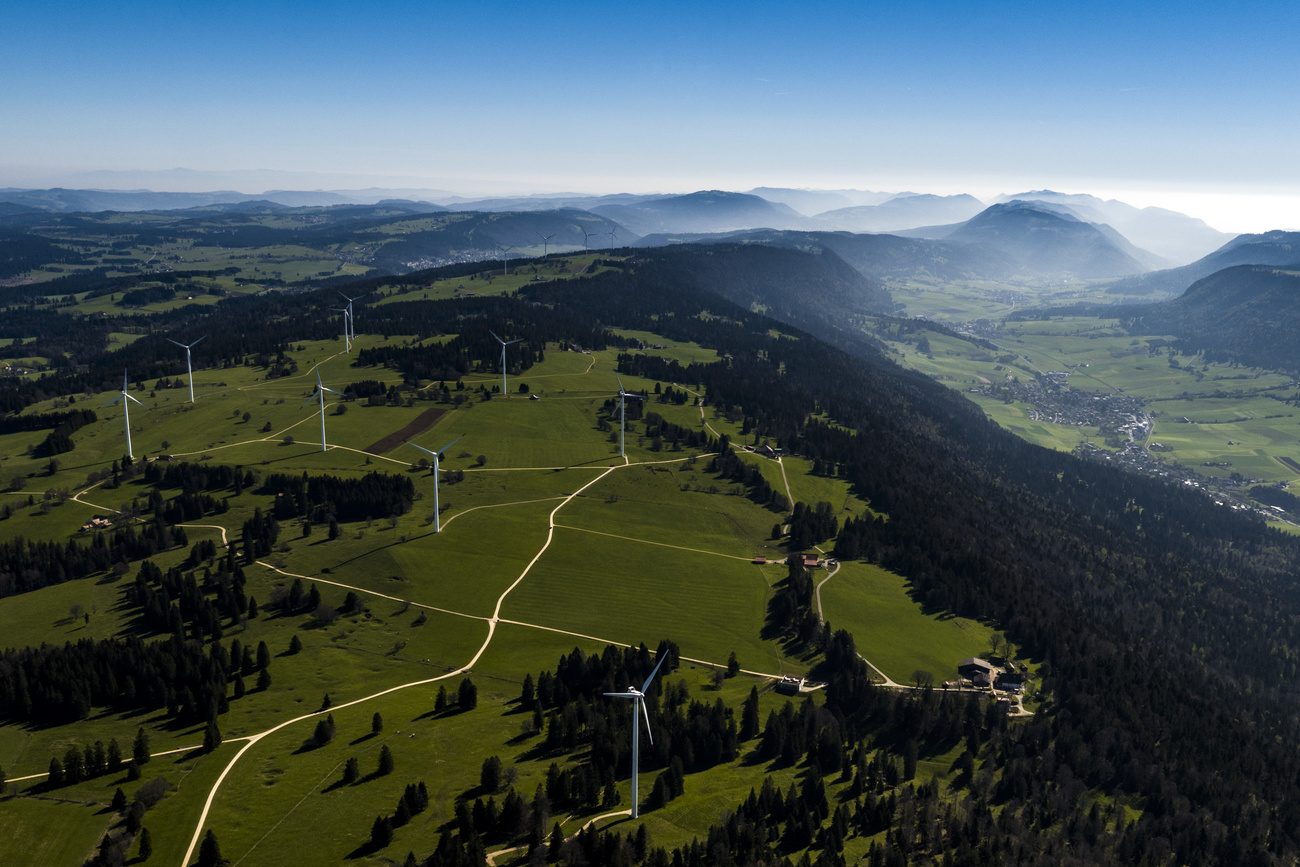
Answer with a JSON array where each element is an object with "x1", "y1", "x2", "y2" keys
[
  {"x1": 80, "y1": 515, "x2": 113, "y2": 531},
  {"x1": 951, "y1": 657, "x2": 1026, "y2": 694}
]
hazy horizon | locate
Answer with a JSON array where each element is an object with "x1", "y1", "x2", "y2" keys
[{"x1": 4, "y1": 1, "x2": 1298, "y2": 234}]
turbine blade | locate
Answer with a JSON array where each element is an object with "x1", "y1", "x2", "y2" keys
[
  {"x1": 100, "y1": 395, "x2": 123, "y2": 409},
  {"x1": 165, "y1": 337, "x2": 186, "y2": 348},
  {"x1": 437, "y1": 434, "x2": 465, "y2": 454},
  {"x1": 125, "y1": 393, "x2": 150, "y2": 410},
  {"x1": 489, "y1": 329, "x2": 503, "y2": 344},
  {"x1": 405, "y1": 441, "x2": 439, "y2": 458},
  {"x1": 641, "y1": 699, "x2": 654, "y2": 747},
  {"x1": 301, "y1": 392, "x2": 320, "y2": 408},
  {"x1": 603, "y1": 691, "x2": 638, "y2": 699},
  {"x1": 642, "y1": 652, "x2": 669, "y2": 692},
  {"x1": 191, "y1": 335, "x2": 207, "y2": 347}
]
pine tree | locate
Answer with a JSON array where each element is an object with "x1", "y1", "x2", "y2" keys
[
  {"x1": 370, "y1": 814, "x2": 393, "y2": 848},
  {"x1": 204, "y1": 720, "x2": 222, "y2": 752},
  {"x1": 198, "y1": 830, "x2": 223, "y2": 867},
  {"x1": 343, "y1": 756, "x2": 360, "y2": 784},
  {"x1": 741, "y1": 686, "x2": 761, "y2": 740},
  {"x1": 288, "y1": 634, "x2": 303, "y2": 654},
  {"x1": 372, "y1": 712, "x2": 383, "y2": 735},
  {"x1": 378, "y1": 745, "x2": 394, "y2": 776},
  {"x1": 257, "y1": 668, "x2": 272, "y2": 691},
  {"x1": 458, "y1": 677, "x2": 478, "y2": 709},
  {"x1": 138, "y1": 826, "x2": 153, "y2": 861},
  {"x1": 549, "y1": 822, "x2": 565, "y2": 862},
  {"x1": 133, "y1": 727, "x2": 151, "y2": 765}
]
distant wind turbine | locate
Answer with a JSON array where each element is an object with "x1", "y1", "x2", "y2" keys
[
  {"x1": 607, "y1": 227, "x2": 618, "y2": 249},
  {"x1": 613, "y1": 375, "x2": 644, "y2": 458},
  {"x1": 404, "y1": 434, "x2": 464, "y2": 533},
  {"x1": 329, "y1": 307, "x2": 352, "y2": 353},
  {"x1": 496, "y1": 244, "x2": 514, "y2": 276},
  {"x1": 100, "y1": 370, "x2": 150, "y2": 459},
  {"x1": 579, "y1": 228, "x2": 595, "y2": 251},
  {"x1": 339, "y1": 291, "x2": 365, "y2": 339},
  {"x1": 604, "y1": 651, "x2": 670, "y2": 819},
  {"x1": 302, "y1": 368, "x2": 342, "y2": 452},
  {"x1": 165, "y1": 335, "x2": 207, "y2": 403},
  {"x1": 489, "y1": 329, "x2": 523, "y2": 395},
  {"x1": 538, "y1": 231, "x2": 555, "y2": 258}
]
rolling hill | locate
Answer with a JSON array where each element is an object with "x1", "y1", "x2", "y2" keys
[
  {"x1": 995, "y1": 189, "x2": 1236, "y2": 265},
  {"x1": 939, "y1": 201, "x2": 1154, "y2": 279},
  {"x1": 1108, "y1": 229, "x2": 1300, "y2": 299},
  {"x1": 811, "y1": 193, "x2": 986, "y2": 233},
  {"x1": 589, "y1": 190, "x2": 806, "y2": 235},
  {"x1": 1123, "y1": 264, "x2": 1300, "y2": 371}
]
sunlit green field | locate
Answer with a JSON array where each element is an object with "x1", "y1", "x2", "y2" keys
[
  {"x1": 876, "y1": 308, "x2": 1300, "y2": 483},
  {"x1": 0, "y1": 320, "x2": 1019, "y2": 865}
]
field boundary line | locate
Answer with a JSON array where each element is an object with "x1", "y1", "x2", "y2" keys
[{"x1": 551, "y1": 523, "x2": 758, "y2": 562}]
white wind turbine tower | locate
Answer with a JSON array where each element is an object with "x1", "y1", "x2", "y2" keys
[
  {"x1": 339, "y1": 291, "x2": 365, "y2": 339},
  {"x1": 329, "y1": 307, "x2": 352, "y2": 353},
  {"x1": 613, "y1": 375, "x2": 644, "y2": 458},
  {"x1": 302, "y1": 368, "x2": 342, "y2": 452},
  {"x1": 538, "y1": 231, "x2": 555, "y2": 258},
  {"x1": 404, "y1": 434, "x2": 464, "y2": 533},
  {"x1": 165, "y1": 335, "x2": 207, "y2": 403},
  {"x1": 607, "y1": 227, "x2": 619, "y2": 249},
  {"x1": 496, "y1": 244, "x2": 515, "y2": 276},
  {"x1": 604, "y1": 652, "x2": 670, "y2": 819},
  {"x1": 100, "y1": 370, "x2": 150, "y2": 459},
  {"x1": 579, "y1": 228, "x2": 595, "y2": 251},
  {"x1": 489, "y1": 330, "x2": 523, "y2": 395}
]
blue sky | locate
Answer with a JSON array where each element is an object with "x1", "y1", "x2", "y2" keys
[{"x1": 3, "y1": 1, "x2": 1297, "y2": 231}]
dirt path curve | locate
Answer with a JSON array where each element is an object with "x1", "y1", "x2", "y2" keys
[
  {"x1": 179, "y1": 466, "x2": 618, "y2": 867},
  {"x1": 699, "y1": 400, "x2": 721, "y2": 439},
  {"x1": 776, "y1": 456, "x2": 794, "y2": 510},
  {"x1": 486, "y1": 808, "x2": 632, "y2": 865},
  {"x1": 814, "y1": 560, "x2": 840, "y2": 621},
  {"x1": 70, "y1": 479, "x2": 119, "y2": 513},
  {"x1": 180, "y1": 523, "x2": 229, "y2": 547}
]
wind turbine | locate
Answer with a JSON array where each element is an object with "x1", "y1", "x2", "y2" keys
[
  {"x1": 404, "y1": 434, "x2": 464, "y2": 533},
  {"x1": 302, "y1": 368, "x2": 342, "y2": 452},
  {"x1": 604, "y1": 651, "x2": 670, "y2": 819},
  {"x1": 613, "y1": 375, "x2": 644, "y2": 458},
  {"x1": 339, "y1": 291, "x2": 365, "y2": 339},
  {"x1": 165, "y1": 335, "x2": 207, "y2": 403},
  {"x1": 538, "y1": 231, "x2": 555, "y2": 258},
  {"x1": 100, "y1": 370, "x2": 150, "y2": 460},
  {"x1": 496, "y1": 244, "x2": 514, "y2": 276},
  {"x1": 607, "y1": 227, "x2": 618, "y2": 249},
  {"x1": 489, "y1": 330, "x2": 523, "y2": 394},
  {"x1": 329, "y1": 307, "x2": 351, "y2": 352},
  {"x1": 579, "y1": 228, "x2": 595, "y2": 251}
]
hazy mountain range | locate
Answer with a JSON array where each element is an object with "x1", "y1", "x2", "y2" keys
[{"x1": 0, "y1": 184, "x2": 1270, "y2": 289}]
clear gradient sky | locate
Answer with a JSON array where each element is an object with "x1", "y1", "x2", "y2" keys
[{"x1": 3, "y1": 1, "x2": 1297, "y2": 233}]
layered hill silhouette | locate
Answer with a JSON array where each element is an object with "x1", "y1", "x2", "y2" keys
[
  {"x1": 1123, "y1": 264, "x2": 1300, "y2": 371},
  {"x1": 588, "y1": 190, "x2": 807, "y2": 235},
  {"x1": 994, "y1": 190, "x2": 1235, "y2": 264},
  {"x1": 910, "y1": 201, "x2": 1156, "y2": 279},
  {"x1": 1108, "y1": 230, "x2": 1300, "y2": 299},
  {"x1": 811, "y1": 193, "x2": 986, "y2": 233}
]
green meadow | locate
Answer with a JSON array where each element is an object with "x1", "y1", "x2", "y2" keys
[
  {"x1": 877, "y1": 309, "x2": 1300, "y2": 484},
  {"x1": 0, "y1": 318, "x2": 1024, "y2": 865}
]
